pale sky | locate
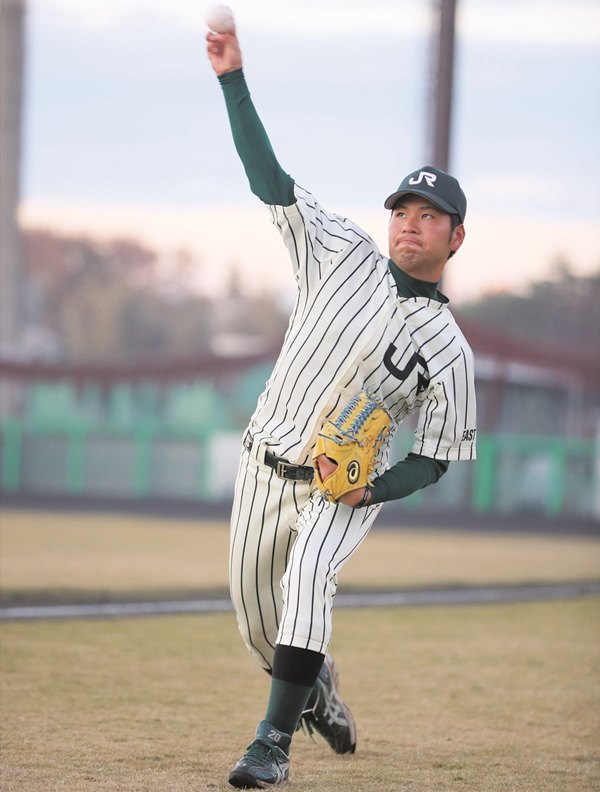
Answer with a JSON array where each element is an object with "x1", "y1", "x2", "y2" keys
[{"x1": 19, "y1": 0, "x2": 600, "y2": 302}]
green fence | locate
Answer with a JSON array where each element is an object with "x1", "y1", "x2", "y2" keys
[{"x1": 1, "y1": 417, "x2": 596, "y2": 519}]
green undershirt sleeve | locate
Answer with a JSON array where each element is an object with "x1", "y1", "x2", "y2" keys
[
  {"x1": 218, "y1": 69, "x2": 295, "y2": 206},
  {"x1": 368, "y1": 454, "x2": 449, "y2": 505}
]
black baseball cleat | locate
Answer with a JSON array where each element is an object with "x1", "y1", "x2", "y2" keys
[
  {"x1": 228, "y1": 720, "x2": 291, "y2": 789},
  {"x1": 298, "y1": 653, "x2": 357, "y2": 754}
]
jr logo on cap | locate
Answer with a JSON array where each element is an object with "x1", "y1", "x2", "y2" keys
[{"x1": 408, "y1": 171, "x2": 437, "y2": 188}]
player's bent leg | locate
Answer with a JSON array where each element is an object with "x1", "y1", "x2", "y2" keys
[
  {"x1": 278, "y1": 498, "x2": 381, "y2": 753},
  {"x1": 229, "y1": 446, "x2": 310, "y2": 670},
  {"x1": 278, "y1": 497, "x2": 380, "y2": 653},
  {"x1": 229, "y1": 453, "x2": 286, "y2": 669}
]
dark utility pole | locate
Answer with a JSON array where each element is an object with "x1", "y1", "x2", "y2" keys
[
  {"x1": 0, "y1": 0, "x2": 26, "y2": 360},
  {"x1": 429, "y1": 0, "x2": 457, "y2": 172}
]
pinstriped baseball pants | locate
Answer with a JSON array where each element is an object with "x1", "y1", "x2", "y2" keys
[{"x1": 229, "y1": 443, "x2": 381, "y2": 671}]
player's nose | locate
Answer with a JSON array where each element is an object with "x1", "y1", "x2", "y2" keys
[{"x1": 401, "y1": 213, "x2": 420, "y2": 232}]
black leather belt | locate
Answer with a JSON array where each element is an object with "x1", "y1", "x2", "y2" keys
[{"x1": 243, "y1": 435, "x2": 314, "y2": 482}]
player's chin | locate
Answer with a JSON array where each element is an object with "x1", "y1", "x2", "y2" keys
[{"x1": 391, "y1": 248, "x2": 423, "y2": 271}]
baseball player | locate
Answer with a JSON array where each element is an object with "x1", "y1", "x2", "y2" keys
[{"x1": 206, "y1": 21, "x2": 477, "y2": 790}]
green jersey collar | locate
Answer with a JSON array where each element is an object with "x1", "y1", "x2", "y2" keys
[{"x1": 388, "y1": 259, "x2": 449, "y2": 304}]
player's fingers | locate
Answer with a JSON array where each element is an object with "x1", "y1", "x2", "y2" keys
[
  {"x1": 316, "y1": 454, "x2": 337, "y2": 481},
  {"x1": 206, "y1": 30, "x2": 236, "y2": 43},
  {"x1": 206, "y1": 32, "x2": 226, "y2": 54},
  {"x1": 206, "y1": 32, "x2": 224, "y2": 48}
]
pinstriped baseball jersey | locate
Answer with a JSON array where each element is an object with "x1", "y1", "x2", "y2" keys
[{"x1": 246, "y1": 184, "x2": 477, "y2": 467}]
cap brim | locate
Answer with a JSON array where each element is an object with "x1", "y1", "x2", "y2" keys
[{"x1": 384, "y1": 188, "x2": 461, "y2": 220}]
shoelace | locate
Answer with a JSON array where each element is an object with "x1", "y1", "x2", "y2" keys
[
  {"x1": 244, "y1": 738, "x2": 284, "y2": 763},
  {"x1": 296, "y1": 713, "x2": 317, "y2": 742}
]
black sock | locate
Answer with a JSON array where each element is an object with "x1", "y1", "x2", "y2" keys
[
  {"x1": 264, "y1": 645, "x2": 324, "y2": 736},
  {"x1": 272, "y1": 644, "x2": 324, "y2": 685}
]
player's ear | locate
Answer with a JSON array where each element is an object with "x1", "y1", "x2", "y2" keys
[{"x1": 450, "y1": 223, "x2": 465, "y2": 255}]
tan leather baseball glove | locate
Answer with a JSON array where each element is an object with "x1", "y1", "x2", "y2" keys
[{"x1": 313, "y1": 391, "x2": 392, "y2": 503}]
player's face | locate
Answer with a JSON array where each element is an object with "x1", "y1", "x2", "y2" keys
[{"x1": 388, "y1": 194, "x2": 465, "y2": 282}]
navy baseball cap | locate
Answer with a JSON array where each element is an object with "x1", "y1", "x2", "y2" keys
[{"x1": 384, "y1": 166, "x2": 467, "y2": 223}]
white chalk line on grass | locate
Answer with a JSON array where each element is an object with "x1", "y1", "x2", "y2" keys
[{"x1": 1, "y1": 582, "x2": 599, "y2": 621}]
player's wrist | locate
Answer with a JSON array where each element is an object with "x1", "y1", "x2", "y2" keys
[
  {"x1": 355, "y1": 487, "x2": 372, "y2": 509},
  {"x1": 217, "y1": 66, "x2": 244, "y2": 83}
]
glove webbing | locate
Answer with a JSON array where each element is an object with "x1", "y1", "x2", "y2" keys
[{"x1": 332, "y1": 394, "x2": 380, "y2": 444}]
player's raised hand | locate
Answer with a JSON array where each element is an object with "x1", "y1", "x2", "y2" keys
[{"x1": 206, "y1": 29, "x2": 242, "y2": 76}]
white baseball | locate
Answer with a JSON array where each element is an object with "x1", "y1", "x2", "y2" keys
[{"x1": 206, "y1": 5, "x2": 235, "y2": 33}]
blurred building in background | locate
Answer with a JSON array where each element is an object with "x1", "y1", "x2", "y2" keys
[{"x1": 1, "y1": 319, "x2": 598, "y2": 521}]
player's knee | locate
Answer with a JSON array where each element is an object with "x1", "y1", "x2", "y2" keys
[{"x1": 236, "y1": 619, "x2": 275, "y2": 671}]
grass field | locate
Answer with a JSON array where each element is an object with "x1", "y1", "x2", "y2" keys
[
  {"x1": 2, "y1": 510, "x2": 600, "y2": 603},
  {"x1": 1, "y1": 509, "x2": 599, "y2": 790},
  {"x1": 1, "y1": 601, "x2": 599, "y2": 791}
]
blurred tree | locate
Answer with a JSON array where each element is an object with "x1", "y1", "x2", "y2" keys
[
  {"x1": 22, "y1": 229, "x2": 214, "y2": 362},
  {"x1": 20, "y1": 229, "x2": 289, "y2": 362},
  {"x1": 457, "y1": 261, "x2": 600, "y2": 359},
  {"x1": 60, "y1": 242, "x2": 129, "y2": 360},
  {"x1": 215, "y1": 264, "x2": 289, "y2": 341}
]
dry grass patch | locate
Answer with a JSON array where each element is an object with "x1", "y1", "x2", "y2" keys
[
  {"x1": 343, "y1": 525, "x2": 600, "y2": 590},
  {"x1": 0, "y1": 510, "x2": 229, "y2": 598},
  {"x1": 1, "y1": 510, "x2": 599, "y2": 605},
  {"x1": 1, "y1": 599, "x2": 599, "y2": 791}
]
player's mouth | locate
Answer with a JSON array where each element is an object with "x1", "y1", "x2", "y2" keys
[{"x1": 397, "y1": 238, "x2": 422, "y2": 248}]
